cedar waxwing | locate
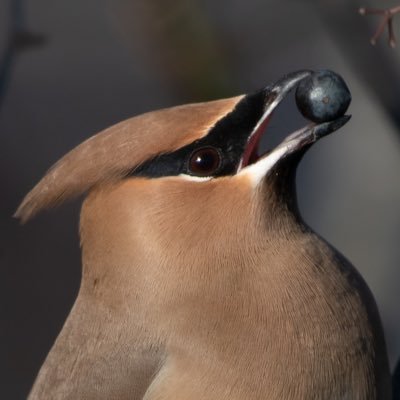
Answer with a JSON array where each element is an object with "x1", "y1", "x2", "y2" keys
[{"x1": 17, "y1": 70, "x2": 391, "y2": 399}]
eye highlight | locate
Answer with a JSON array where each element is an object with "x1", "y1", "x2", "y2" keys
[{"x1": 188, "y1": 147, "x2": 222, "y2": 176}]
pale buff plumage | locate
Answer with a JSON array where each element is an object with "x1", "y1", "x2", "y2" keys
[
  {"x1": 17, "y1": 95, "x2": 391, "y2": 399},
  {"x1": 15, "y1": 96, "x2": 242, "y2": 223}
]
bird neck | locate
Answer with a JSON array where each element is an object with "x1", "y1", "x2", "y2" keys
[{"x1": 258, "y1": 155, "x2": 306, "y2": 235}]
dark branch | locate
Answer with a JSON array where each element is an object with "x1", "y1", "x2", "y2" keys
[{"x1": 0, "y1": 0, "x2": 46, "y2": 114}]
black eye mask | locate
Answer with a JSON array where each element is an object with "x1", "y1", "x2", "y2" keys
[
  {"x1": 130, "y1": 69, "x2": 351, "y2": 180},
  {"x1": 130, "y1": 90, "x2": 265, "y2": 179}
]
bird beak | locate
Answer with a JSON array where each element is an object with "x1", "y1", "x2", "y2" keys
[{"x1": 238, "y1": 70, "x2": 351, "y2": 181}]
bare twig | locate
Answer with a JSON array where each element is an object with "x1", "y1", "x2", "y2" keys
[
  {"x1": 359, "y1": 5, "x2": 400, "y2": 47},
  {"x1": 0, "y1": 0, "x2": 46, "y2": 115}
]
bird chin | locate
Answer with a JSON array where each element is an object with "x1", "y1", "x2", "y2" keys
[{"x1": 237, "y1": 115, "x2": 351, "y2": 186}]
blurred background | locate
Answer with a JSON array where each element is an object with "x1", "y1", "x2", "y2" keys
[{"x1": 1, "y1": 0, "x2": 399, "y2": 398}]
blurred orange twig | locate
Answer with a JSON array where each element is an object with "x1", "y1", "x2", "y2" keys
[{"x1": 359, "y1": 5, "x2": 400, "y2": 47}]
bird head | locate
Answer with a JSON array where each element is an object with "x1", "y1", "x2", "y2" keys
[{"x1": 15, "y1": 70, "x2": 350, "y2": 280}]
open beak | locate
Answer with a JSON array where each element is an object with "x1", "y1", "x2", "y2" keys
[{"x1": 238, "y1": 70, "x2": 351, "y2": 173}]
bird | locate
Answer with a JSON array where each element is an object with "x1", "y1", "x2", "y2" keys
[{"x1": 16, "y1": 70, "x2": 391, "y2": 399}]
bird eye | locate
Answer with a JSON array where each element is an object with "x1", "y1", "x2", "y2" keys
[{"x1": 188, "y1": 147, "x2": 222, "y2": 176}]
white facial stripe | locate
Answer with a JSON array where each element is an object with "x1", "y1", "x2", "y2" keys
[
  {"x1": 238, "y1": 146, "x2": 288, "y2": 188},
  {"x1": 239, "y1": 122, "x2": 317, "y2": 188},
  {"x1": 178, "y1": 174, "x2": 212, "y2": 182}
]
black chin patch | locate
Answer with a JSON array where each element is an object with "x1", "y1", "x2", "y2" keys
[{"x1": 129, "y1": 90, "x2": 266, "y2": 179}]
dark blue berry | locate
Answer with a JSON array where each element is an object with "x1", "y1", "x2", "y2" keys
[{"x1": 295, "y1": 70, "x2": 351, "y2": 123}]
